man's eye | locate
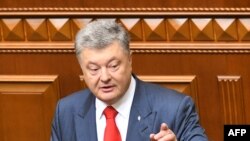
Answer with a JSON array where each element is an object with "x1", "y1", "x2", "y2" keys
[
  {"x1": 88, "y1": 67, "x2": 99, "y2": 74},
  {"x1": 90, "y1": 68, "x2": 98, "y2": 71},
  {"x1": 111, "y1": 65, "x2": 118, "y2": 68},
  {"x1": 108, "y1": 64, "x2": 119, "y2": 71}
]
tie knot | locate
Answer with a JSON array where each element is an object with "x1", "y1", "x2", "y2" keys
[{"x1": 104, "y1": 106, "x2": 118, "y2": 119}]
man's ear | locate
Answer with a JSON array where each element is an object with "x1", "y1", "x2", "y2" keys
[
  {"x1": 79, "y1": 63, "x2": 86, "y2": 79},
  {"x1": 129, "y1": 51, "x2": 133, "y2": 64}
]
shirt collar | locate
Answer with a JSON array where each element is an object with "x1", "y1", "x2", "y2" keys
[{"x1": 96, "y1": 76, "x2": 136, "y2": 119}]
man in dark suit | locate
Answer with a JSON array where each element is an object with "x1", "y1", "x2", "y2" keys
[{"x1": 51, "y1": 20, "x2": 208, "y2": 141}]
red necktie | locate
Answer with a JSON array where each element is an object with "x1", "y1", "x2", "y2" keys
[{"x1": 103, "y1": 106, "x2": 122, "y2": 141}]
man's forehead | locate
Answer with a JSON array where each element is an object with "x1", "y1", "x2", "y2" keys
[{"x1": 81, "y1": 51, "x2": 120, "y2": 64}]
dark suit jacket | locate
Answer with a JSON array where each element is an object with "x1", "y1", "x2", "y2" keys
[{"x1": 51, "y1": 76, "x2": 208, "y2": 141}]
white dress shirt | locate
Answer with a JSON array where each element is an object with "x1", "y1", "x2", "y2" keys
[{"x1": 95, "y1": 76, "x2": 136, "y2": 141}]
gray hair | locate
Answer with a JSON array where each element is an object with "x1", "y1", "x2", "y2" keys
[{"x1": 74, "y1": 20, "x2": 130, "y2": 57}]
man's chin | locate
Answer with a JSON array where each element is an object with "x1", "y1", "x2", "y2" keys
[{"x1": 98, "y1": 94, "x2": 119, "y2": 104}]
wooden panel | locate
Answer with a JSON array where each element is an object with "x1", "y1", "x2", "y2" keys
[
  {"x1": 1, "y1": 18, "x2": 25, "y2": 41},
  {"x1": 1, "y1": 17, "x2": 250, "y2": 43},
  {"x1": 25, "y1": 18, "x2": 49, "y2": 41},
  {"x1": 119, "y1": 19, "x2": 143, "y2": 41},
  {"x1": 167, "y1": 18, "x2": 190, "y2": 41},
  {"x1": 47, "y1": 18, "x2": 72, "y2": 41},
  {"x1": 143, "y1": 18, "x2": 166, "y2": 41},
  {"x1": 214, "y1": 18, "x2": 238, "y2": 41},
  {"x1": 137, "y1": 75, "x2": 199, "y2": 106},
  {"x1": 217, "y1": 76, "x2": 245, "y2": 124},
  {"x1": 238, "y1": 18, "x2": 250, "y2": 41},
  {"x1": 0, "y1": 75, "x2": 60, "y2": 141},
  {"x1": 190, "y1": 18, "x2": 214, "y2": 41},
  {"x1": 0, "y1": 0, "x2": 250, "y2": 8}
]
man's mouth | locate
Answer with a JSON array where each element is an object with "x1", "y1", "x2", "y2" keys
[{"x1": 100, "y1": 85, "x2": 115, "y2": 93}]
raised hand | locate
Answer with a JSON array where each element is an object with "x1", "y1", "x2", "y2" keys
[{"x1": 150, "y1": 123, "x2": 177, "y2": 141}]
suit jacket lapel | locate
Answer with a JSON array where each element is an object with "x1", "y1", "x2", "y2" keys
[
  {"x1": 74, "y1": 94, "x2": 98, "y2": 141},
  {"x1": 126, "y1": 77, "x2": 157, "y2": 141}
]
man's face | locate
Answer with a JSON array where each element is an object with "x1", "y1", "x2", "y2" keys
[{"x1": 79, "y1": 41, "x2": 132, "y2": 105}]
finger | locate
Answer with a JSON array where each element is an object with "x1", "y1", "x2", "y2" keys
[
  {"x1": 153, "y1": 131, "x2": 166, "y2": 140},
  {"x1": 154, "y1": 132, "x2": 176, "y2": 141},
  {"x1": 160, "y1": 123, "x2": 169, "y2": 131},
  {"x1": 150, "y1": 133, "x2": 156, "y2": 141},
  {"x1": 150, "y1": 123, "x2": 173, "y2": 140},
  {"x1": 152, "y1": 123, "x2": 169, "y2": 140},
  {"x1": 159, "y1": 133, "x2": 176, "y2": 141}
]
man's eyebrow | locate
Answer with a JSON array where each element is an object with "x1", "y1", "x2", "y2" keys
[
  {"x1": 107, "y1": 57, "x2": 119, "y2": 63},
  {"x1": 86, "y1": 62, "x2": 98, "y2": 67},
  {"x1": 85, "y1": 56, "x2": 120, "y2": 66}
]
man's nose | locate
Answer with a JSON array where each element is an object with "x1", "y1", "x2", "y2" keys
[{"x1": 100, "y1": 68, "x2": 111, "y2": 82}]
